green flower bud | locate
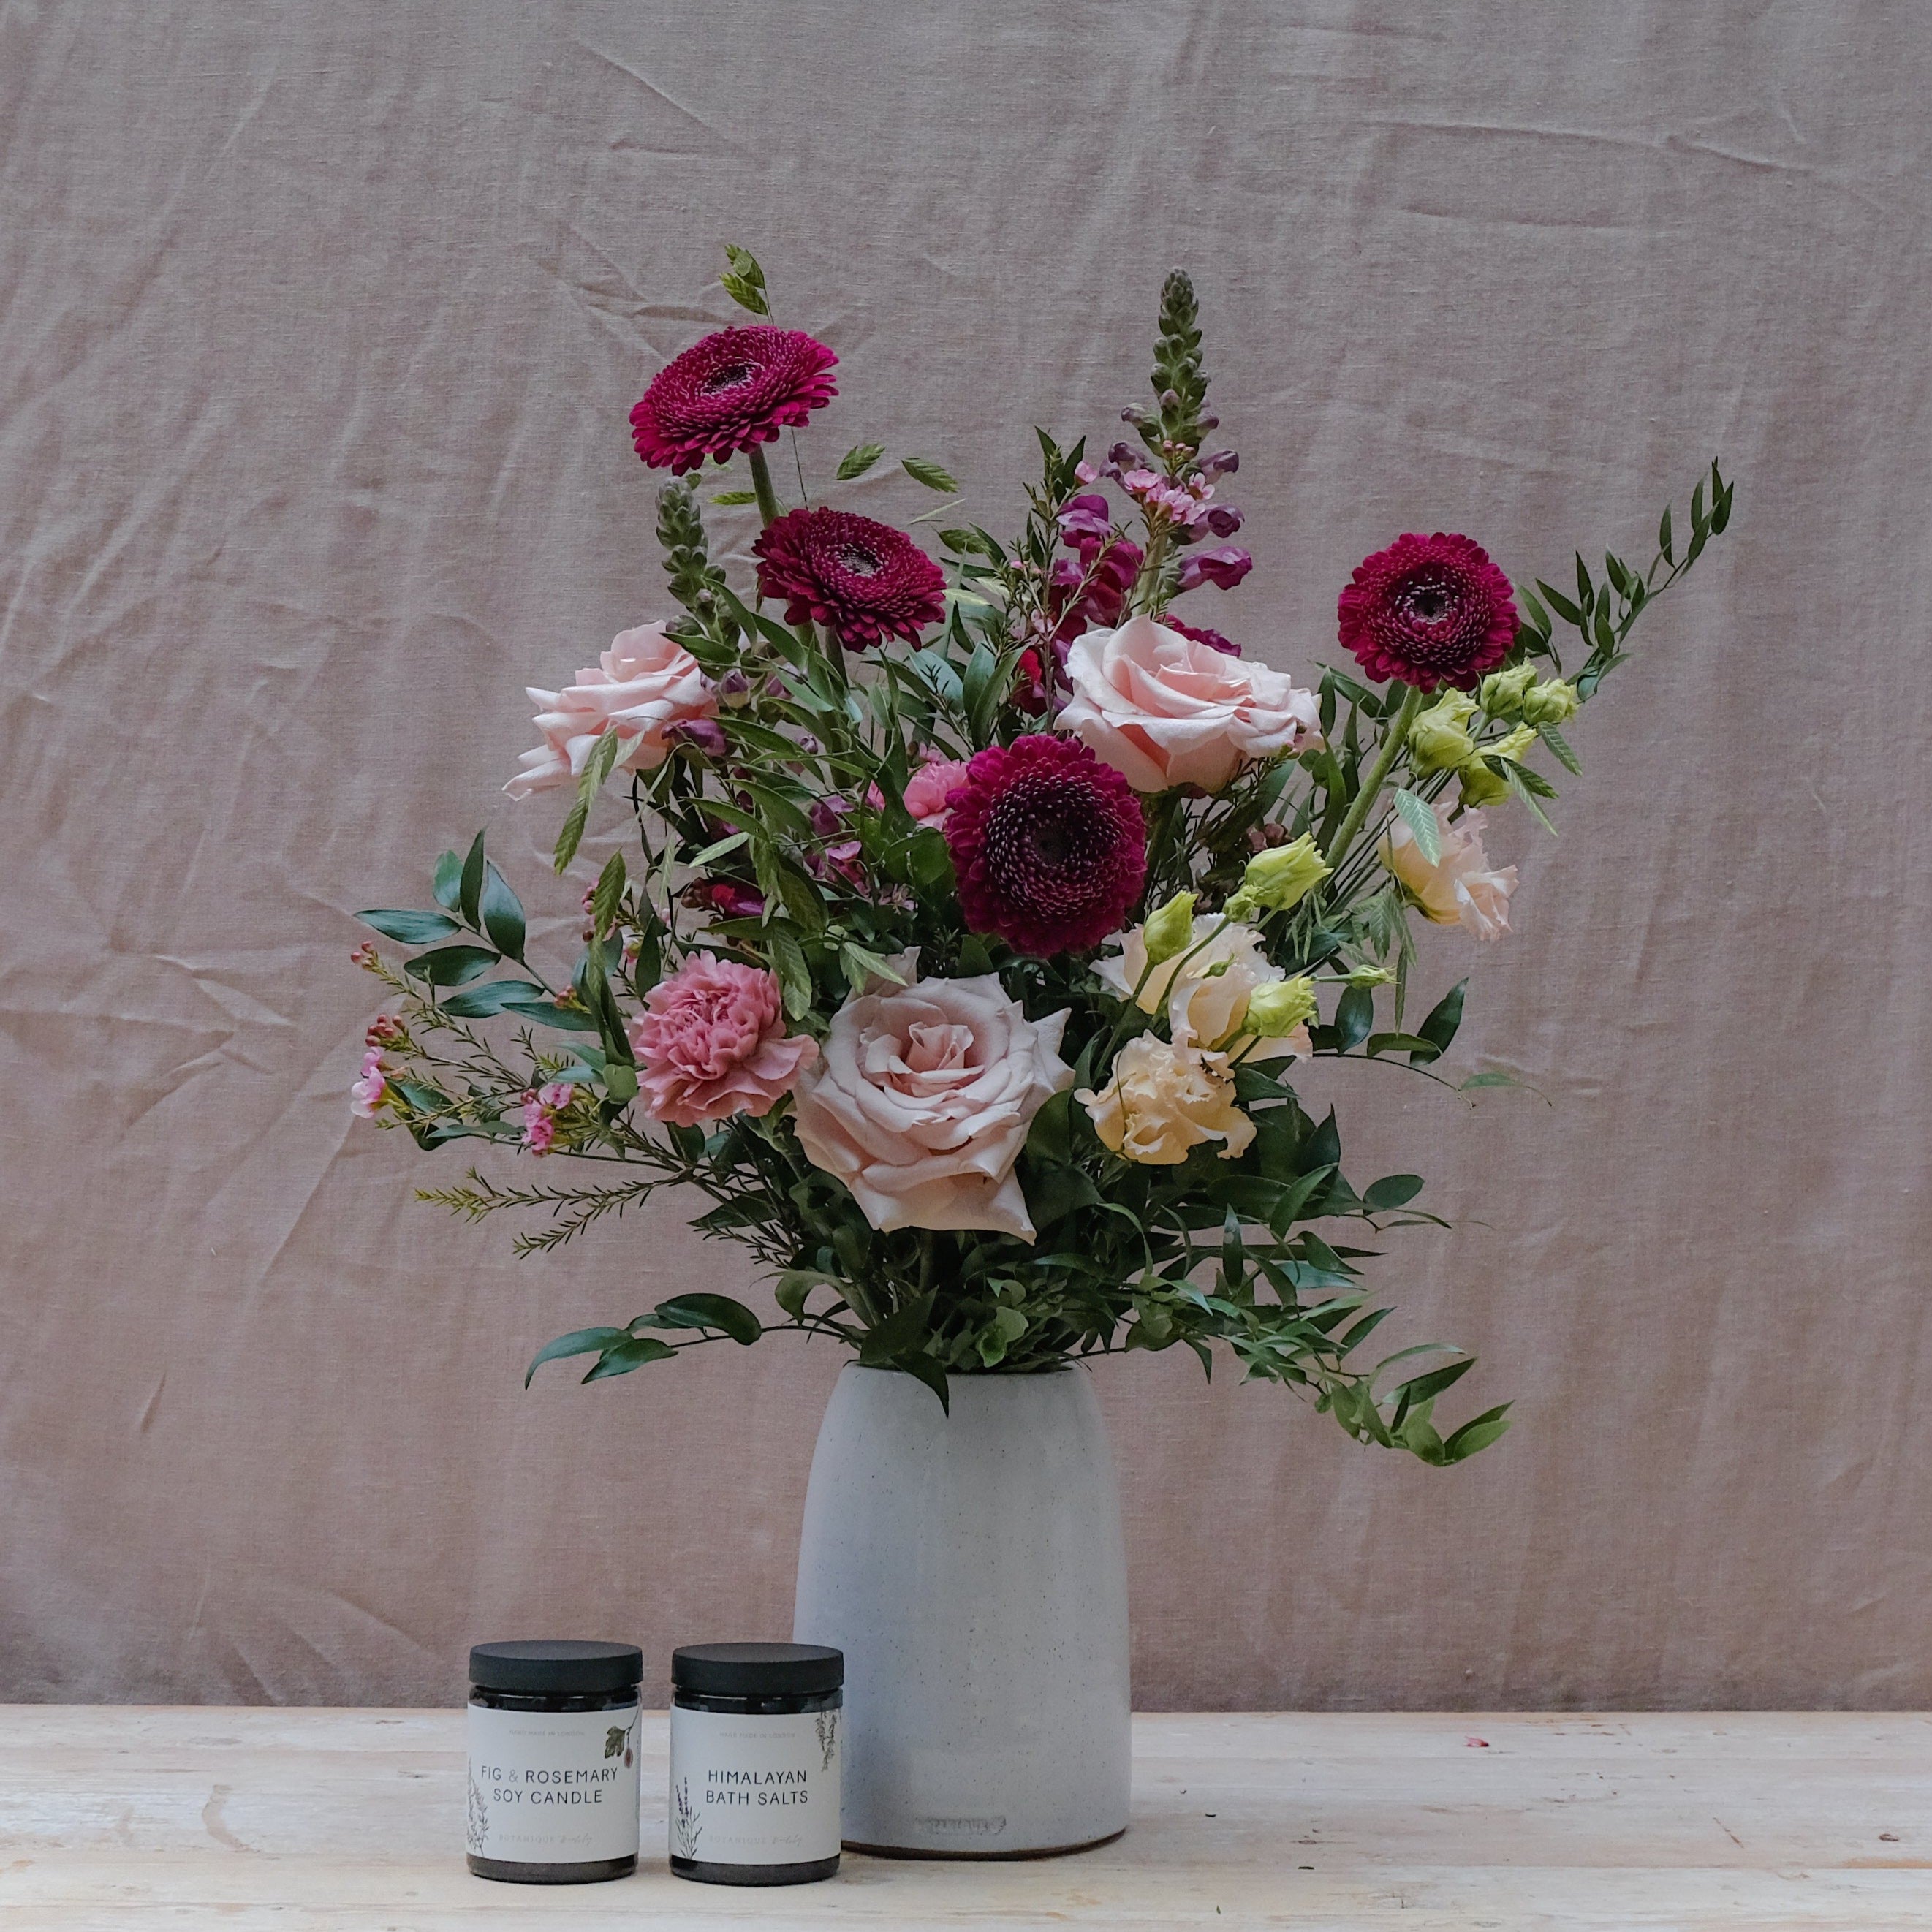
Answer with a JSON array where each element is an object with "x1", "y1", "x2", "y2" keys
[
  {"x1": 1477, "y1": 662, "x2": 1536, "y2": 718},
  {"x1": 1458, "y1": 761, "x2": 1511, "y2": 809},
  {"x1": 1141, "y1": 890, "x2": 1198, "y2": 966},
  {"x1": 1222, "y1": 891, "x2": 1260, "y2": 923},
  {"x1": 1244, "y1": 975, "x2": 1318, "y2": 1037},
  {"x1": 1489, "y1": 724, "x2": 1537, "y2": 762},
  {"x1": 1341, "y1": 963, "x2": 1395, "y2": 988},
  {"x1": 1406, "y1": 693, "x2": 1479, "y2": 776},
  {"x1": 1238, "y1": 833, "x2": 1331, "y2": 914},
  {"x1": 1520, "y1": 678, "x2": 1579, "y2": 725}
]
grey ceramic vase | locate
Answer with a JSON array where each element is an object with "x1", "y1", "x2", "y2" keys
[{"x1": 792, "y1": 1361, "x2": 1131, "y2": 1857}]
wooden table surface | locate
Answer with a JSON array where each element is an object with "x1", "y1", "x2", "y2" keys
[{"x1": 0, "y1": 1707, "x2": 1925, "y2": 1928}]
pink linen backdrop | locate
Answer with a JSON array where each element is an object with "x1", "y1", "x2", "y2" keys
[{"x1": 2, "y1": 0, "x2": 1928, "y2": 1710}]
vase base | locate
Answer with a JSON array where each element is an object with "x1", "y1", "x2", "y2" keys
[{"x1": 844, "y1": 1827, "x2": 1125, "y2": 1863}]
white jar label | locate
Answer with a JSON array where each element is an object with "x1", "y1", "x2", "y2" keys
[
  {"x1": 669, "y1": 1703, "x2": 841, "y2": 1865},
  {"x1": 466, "y1": 1701, "x2": 640, "y2": 1865}
]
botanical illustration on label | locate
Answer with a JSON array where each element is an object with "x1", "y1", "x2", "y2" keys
[
  {"x1": 669, "y1": 1704, "x2": 841, "y2": 1865},
  {"x1": 466, "y1": 1701, "x2": 640, "y2": 1864}
]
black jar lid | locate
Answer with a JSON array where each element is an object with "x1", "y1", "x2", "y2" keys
[
  {"x1": 672, "y1": 1641, "x2": 843, "y2": 1697},
  {"x1": 469, "y1": 1640, "x2": 643, "y2": 1696}
]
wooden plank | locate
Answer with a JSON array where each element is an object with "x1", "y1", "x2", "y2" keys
[{"x1": 0, "y1": 1708, "x2": 1925, "y2": 1928}]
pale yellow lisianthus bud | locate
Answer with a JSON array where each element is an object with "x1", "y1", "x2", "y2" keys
[
  {"x1": 1243, "y1": 975, "x2": 1317, "y2": 1037},
  {"x1": 1520, "y1": 678, "x2": 1579, "y2": 725},
  {"x1": 1140, "y1": 890, "x2": 1198, "y2": 966},
  {"x1": 1077, "y1": 1036, "x2": 1254, "y2": 1165},
  {"x1": 1406, "y1": 692, "x2": 1479, "y2": 776},
  {"x1": 1341, "y1": 963, "x2": 1395, "y2": 988},
  {"x1": 1238, "y1": 833, "x2": 1331, "y2": 914},
  {"x1": 1477, "y1": 662, "x2": 1536, "y2": 718},
  {"x1": 1489, "y1": 724, "x2": 1538, "y2": 762},
  {"x1": 1458, "y1": 762, "x2": 1511, "y2": 810}
]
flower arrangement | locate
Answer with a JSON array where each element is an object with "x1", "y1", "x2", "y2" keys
[{"x1": 351, "y1": 248, "x2": 1732, "y2": 1462}]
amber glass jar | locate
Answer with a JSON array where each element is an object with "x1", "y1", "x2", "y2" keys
[
  {"x1": 466, "y1": 1640, "x2": 643, "y2": 1884},
  {"x1": 669, "y1": 1642, "x2": 843, "y2": 1885}
]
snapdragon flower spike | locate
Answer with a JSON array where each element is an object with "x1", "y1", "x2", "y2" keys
[{"x1": 1178, "y1": 546, "x2": 1252, "y2": 592}]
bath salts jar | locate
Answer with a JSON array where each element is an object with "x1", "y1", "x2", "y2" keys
[
  {"x1": 466, "y1": 1640, "x2": 643, "y2": 1884},
  {"x1": 669, "y1": 1642, "x2": 843, "y2": 1885}
]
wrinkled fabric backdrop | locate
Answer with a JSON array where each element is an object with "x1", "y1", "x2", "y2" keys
[{"x1": 2, "y1": 0, "x2": 1928, "y2": 1711}]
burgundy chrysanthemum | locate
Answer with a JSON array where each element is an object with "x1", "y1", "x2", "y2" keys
[
  {"x1": 1337, "y1": 532, "x2": 1518, "y2": 691},
  {"x1": 944, "y1": 735, "x2": 1148, "y2": 957},
  {"x1": 629, "y1": 326, "x2": 838, "y2": 474},
  {"x1": 753, "y1": 507, "x2": 946, "y2": 651}
]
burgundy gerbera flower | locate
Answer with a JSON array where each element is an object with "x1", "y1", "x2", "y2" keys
[
  {"x1": 753, "y1": 507, "x2": 946, "y2": 651},
  {"x1": 944, "y1": 735, "x2": 1148, "y2": 957},
  {"x1": 630, "y1": 326, "x2": 838, "y2": 474},
  {"x1": 1337, "y1": 532, "x2": 1518, "y2": 691}
]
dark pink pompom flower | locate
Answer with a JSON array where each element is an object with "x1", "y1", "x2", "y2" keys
[
  {"x1": 1336, "y1": 531, "x2": 1518, "y2": 691},
  {"x1": 629, "y1": 325, "x2": 838, "y2": 474},
  {"x1": 753, "y1": 507, "x2": 946, "y2": 651},
  {"x1": 1178, "y1": 546, "x2": 1251, "y2": 592},
  {"x1": 943, "y1": 735, "x2": 1148, "y2": 957}
]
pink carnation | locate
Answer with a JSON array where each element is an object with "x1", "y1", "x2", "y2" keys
[
  {"x1": 902, "y1": 756, "x2": 971, "y2": 825},
  {"x1": 628, "y1": 955, "x2": 818, "y2": 1128}
]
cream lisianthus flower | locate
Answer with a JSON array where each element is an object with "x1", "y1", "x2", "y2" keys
[
  {"x1": 1096, "y1": 914, "x2": 1302, "y2": 1059},
  {"x1": 1078, "y1": 1037, "x2": 1254, "y2": 1165},
  {"x1": 1380, "y1": 801, "x2": 1518, "y2": 942}
]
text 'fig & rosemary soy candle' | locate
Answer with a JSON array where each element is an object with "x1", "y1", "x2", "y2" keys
[
  {"x1": 669, "y1": 1641, "x2": 843, "y2": 1885},
  {"x1": 466, "y1": 1639, "x2": 642, "y2": 1884}
]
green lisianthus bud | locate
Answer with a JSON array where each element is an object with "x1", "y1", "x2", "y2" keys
[
  {"x1": 1222, "y1": 891, "x2": 1259, "y2": 922},
  {"x1": 1141, "y1": 890, "x2": 1198, "y2": 966},
  {"x1": 1244, "y1": 975, "x2": 1318, "y2": 1037},
  {"x1": 1478, "y1": 662, "x2": 1536, "y2": 718},
  {"x1": 1458, "y1": 761, "x2": 1511, "y2": 809},
  {"x1": 1406, "y1": 693, "x2": 1479, "y2": 776},
  {"x1": 1341, "y1": 963, "x2": 1395, "y2": 988},
  {"x1": 1520, "y1": 678, "x2": 1579, "y2": 726},
  {"x1": 1489, "y1": 724, "x2": 1537, "y2": 762},
  {"x1": 1238, "y1": 833, "x2": 1331, "y2": 914}
]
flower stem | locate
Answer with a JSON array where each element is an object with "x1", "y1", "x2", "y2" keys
[
  {"x1": 748, "y1": 446, "x2": 783, "y2": 528},
  {"x1": 1325, "y1": 686, "x2": 1422, "y2": 869}
]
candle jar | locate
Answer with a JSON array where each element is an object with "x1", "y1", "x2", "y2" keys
[
  {"x1": 669, "y1": 1642, "x2": 843, "y2": 1885},
  {"x1": 466, "y1": 1640, "x2": 643, "y2": 1884}
]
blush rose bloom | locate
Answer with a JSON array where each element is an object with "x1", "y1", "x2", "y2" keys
[
  {"x1": 506, "y1": 621, "x2": 718, "y2": 800},
  {"x1": 791, "y1": 973, "x2": 1074, "y2": 1240},
  {"x1": 1096, "y1": 915, "x2": 1308, "y2": 1061},
  {"x1": 627, "y1": 955, "x2": 817, "y2": 1129},
  {"x1": 901, "y1": 755, "x2": 971, "y2": 825},
  {"x1": 1077, "y1": 1036, "x2": 1255, "y2": 1165},
  {"x1": 1380, "y1": 801, "x2": 1518, "y2": 942},
  {"x1": 1058, "y1": 614, "x2": 1322, "y2": 794}
]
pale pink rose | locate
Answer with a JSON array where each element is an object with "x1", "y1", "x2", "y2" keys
[
  {"x1": 901, "y1": 757, "x2": 971, "y2": 825},
  {"x1": 791, "y1": 974, "x2": 1074, "y2": 1240},
  {"x1": 628, "y1": 955, "x2": 817, "y2": 1129},
  {"x1": 1380, "y1": 802, "x2": 1518, "y2": 942},
  {"x1": 349, "y1": 1048, "x2": 387, "y2": 1119},
  {"x1": 506, "y1": 621, "x2": 719, "y2": 800},
  {"x1": 1058, "y1": 614, "x2": 1322, "y2": 793}
]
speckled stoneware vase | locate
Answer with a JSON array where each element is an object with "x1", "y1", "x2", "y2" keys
[{"x1": 792, "y1": 1362, "x2": 1131, "y2": 1857}]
